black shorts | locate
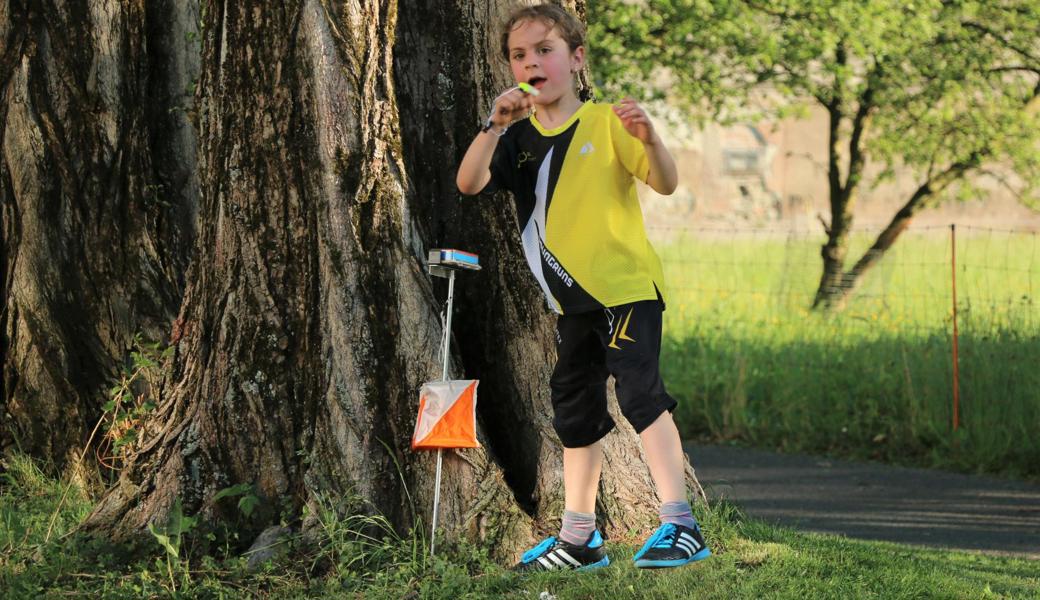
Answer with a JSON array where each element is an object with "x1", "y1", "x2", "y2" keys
[{"x1": 550, "y1": 299, "x2": 677, "y2": 448}]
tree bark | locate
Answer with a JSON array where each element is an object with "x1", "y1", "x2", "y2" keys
[
  {"x1": 1, "y1": 0, "x2": 198, "y2": 470},
  {"x1": 812, "y1": 95, "x2": 854, "y2": 310},
  {"x1": 80, "y1": 0, "x2": 698, "y2": 560}
]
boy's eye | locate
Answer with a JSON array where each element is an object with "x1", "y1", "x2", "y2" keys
[{"x1": 538, "y1": 47, "x2": 552, "y2": 54}]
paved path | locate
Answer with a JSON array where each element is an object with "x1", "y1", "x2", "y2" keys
[{"x1": 684, "y1": 443, "x2": 1040, "y2": 558}]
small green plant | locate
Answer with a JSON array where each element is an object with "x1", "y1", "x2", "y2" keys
[
  {"x1": 147, "y1": 497, "x2": 198, "y2": 593},
  {"x1": 99, "y1": 334, "x2": 173, "y2": 477},
  {"x1": 307, "y1": 492, "x2": 427, "y2": 587},
  {"x1": 213, "y1": 482, "x2": 260, "y2": 518},
  {"x1": 38, "y1": 335, "x2": 172, "y2": 546}
]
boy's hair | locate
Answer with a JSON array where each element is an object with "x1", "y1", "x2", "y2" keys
[{"x1": 500, "y1": 3, "x2": 585, "y2": 61}]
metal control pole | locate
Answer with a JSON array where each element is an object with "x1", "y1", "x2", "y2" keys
[
  {"x1": 430, "y1": 269, "x2": 456, "y2": 556},
  {"x1": 951, "y1": 224, "x2": 960, "y2": 432},
  {"x1": 422, "y1": 249, "x2": 478, "y2": 557}
]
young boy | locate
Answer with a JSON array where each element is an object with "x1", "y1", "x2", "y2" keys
[{"x1": 456, "y1": 3, "x2": 710, "y2": 571}]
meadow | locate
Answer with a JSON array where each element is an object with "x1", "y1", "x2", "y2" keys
[
  {"x1": 3, "y1": 453, "x2": 1037, "y2": 599},
  {"x1": 653, "y1": 225, "x2": 1040, "y2": 479}
]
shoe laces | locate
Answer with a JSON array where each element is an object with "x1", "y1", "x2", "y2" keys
[
  {"x1": 522, "y1": 536, "x2": 557, "y2": 563},
  {"x1": 634, "y1": 523, "x2": 677, "y2": 560},
  {"x1": 649, "y1": 523, "x2": 678, "y2": 549}
]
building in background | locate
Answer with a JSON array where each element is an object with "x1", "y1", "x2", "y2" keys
[{"x1": 644, "y1": 106, "x2": 1040, "y2": 231}]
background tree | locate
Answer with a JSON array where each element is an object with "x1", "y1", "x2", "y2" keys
[
  {"x1": 588, "y1": 0, "x2": 1040, "y2": 308},
  {"x1": 68, "y1": 0, "x2": 701, "y2": 560}
]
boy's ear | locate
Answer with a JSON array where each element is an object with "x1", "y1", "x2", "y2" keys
[{"x1": 571, "y1": 45, "x2": 585, "y2": 72}]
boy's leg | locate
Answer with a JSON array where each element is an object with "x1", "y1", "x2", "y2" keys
[
  {"x1": 552, "y1": 313, "x2": 610, "y2": 545},
  {"x1": 563, "y1": 439, "x2": 603, "y2": 513},
  {"x1": 598, "y1": 300, "x2": 687, "y2": 501},
  {"x1": 513, "y1": 312, "x2": 612, "y2": 572},
  {"x1": 641, "y1": 413, "x2": 698, "y2": 530},
  {"x1": 638, "y1": 412, "x2": 686, "y2": 504},
  {"x1": 558, "y1": 440, "x2": 603, "y2": 545},
  {"x1": 550, "y1": 310, "x2": 613, "y2": 453},
  {"x1": 599, "y1": 299, "x2": 710, "y2": 567},
  {"x1": 598, "y1": 300, "x2": 678, "y2": 462}
]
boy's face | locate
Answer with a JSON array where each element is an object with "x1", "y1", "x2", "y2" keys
[{"x1": 507, "y1": 19, "x2": 584, "y2": 106}]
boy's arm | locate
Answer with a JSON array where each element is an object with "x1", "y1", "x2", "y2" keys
[
  {"x1": 456, "y1": 87, "x2": 533, "y2": 195},
  {"x1": 456, "y1": 132, "x2": 500, "y2": 195},
  {"x1": 641, "y1": 136, "x2": 678, "y2": 196},
  {"x1": 612, "y1": 98, "x2": 678, "y2": 195}
]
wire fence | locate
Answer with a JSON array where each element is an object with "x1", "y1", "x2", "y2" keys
[
  {"x1": 648, "y1": 223, "x2": 1040, "y2": 472},
  {"x1": 649, "y1": 223, "x2": 1038, "y2": 336}
]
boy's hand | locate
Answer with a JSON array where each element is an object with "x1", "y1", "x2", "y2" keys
[
  {"x1": 487, "y1": 87, "x2": 534, "y2": 131},
  {"x1": 613, "y1": 98, "x2": 658, "y2": 145}
]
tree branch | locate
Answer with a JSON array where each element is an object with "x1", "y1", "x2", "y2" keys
[
  {"x1": 827, "y1": 43, "x2": 847, "y2": 218},
  {"x1": 987, "y1": 65, "x2": 1040, "y2": 76},
  {"x1": 842, "y1": 62, "x2": 879, "y2": 205},
  {"x1": 841, "y1": 153, "x2": 982, "y2": 289},
  {"x1": 844, "y1": 79, "x2": 1038, "y2": 291},
  {"x1": 977, "y1": 167, "x2": 1027, "y2": 201},
  {"x1": 962, "y1": 21, "x2": 1040, "y2": 64}
]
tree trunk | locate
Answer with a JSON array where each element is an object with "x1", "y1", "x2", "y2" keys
[
  {"x1": 812, "y1": 100, "x2": 854, "y2": 310},
  {"x1": 813, "y1": 153, "x2": 982, "y2": 310},
  {"x1": 78, "y1": 0, "x2": 702, "y2": 560},
  {"x1": 1, "y1": 0, "x2": 198, "y2": 470}
]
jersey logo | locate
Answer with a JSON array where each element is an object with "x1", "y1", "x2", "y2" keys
[
  {"x1": 579, "y1": 142, "x2": 594, "y2": 155},
  {"x1": 608, "y1": 307, "x2": 636, "y2": 349},
  {"x1": 518, "y1": 151, "x2": 536, "y2": 168}
]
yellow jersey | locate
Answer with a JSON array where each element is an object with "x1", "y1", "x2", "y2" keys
[{"x1": 484, "y1": 102, "x2": 666, "y2": 314}]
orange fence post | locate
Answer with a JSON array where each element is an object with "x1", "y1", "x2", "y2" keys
[{"x1": 950, "y1": 224, "x2": 960, "y2": 432}]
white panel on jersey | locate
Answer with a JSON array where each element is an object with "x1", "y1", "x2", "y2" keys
[{"x1": 520, "y1": 147, "x2": 561, "y2": 313}]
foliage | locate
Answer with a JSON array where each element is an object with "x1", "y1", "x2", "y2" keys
[
  {"x1": 22, "y1": 335, "x2": 173, "y2": 551},
  {"x1": 2, "y1": 455, "x2": 1038, "y2": 598},
  {"x1": 587, "y1": 0, "x2": 1040, "y2": 202},
  {"x1": 587, "y1": 0, "x2": 1040, "y2": 305},
  {"x1": 213, "y1": 482, "x2": 261, "y2": 519},
  {"x1": 147, "y1": 497, "x2": 198, "y2": 592},
  {"x1": 98, "y1": 335, "x2": 174, "y2": 478}
]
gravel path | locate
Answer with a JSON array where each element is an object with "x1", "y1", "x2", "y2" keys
[{"x1": 685, "y1": 443, "x2": 1040, "y2": 558}]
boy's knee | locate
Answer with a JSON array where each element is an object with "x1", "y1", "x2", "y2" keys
[
  {"x1": 550, "y1": 383, "x2": 614, "y2": 447},
  {"x1": 553, "y1": 414, "x2": 616, "y2": 448},
  {"x1": 619, "y1": 392, "x2": 677, "y2": 434}
]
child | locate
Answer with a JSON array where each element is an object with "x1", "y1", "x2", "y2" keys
[{"x1": 456, "y1": 3, "x2": 710, "y2": 571}]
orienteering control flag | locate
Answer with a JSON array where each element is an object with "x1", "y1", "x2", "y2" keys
[{"x1": 411, "y1": 380, "x2": 480, "y2": 450}]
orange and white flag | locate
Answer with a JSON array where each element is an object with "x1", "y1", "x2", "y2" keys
[{"x1": 411, "y1": 380, "x2": 480, "y2": 450}]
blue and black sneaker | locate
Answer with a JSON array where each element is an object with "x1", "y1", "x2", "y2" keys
[
  {"x1": 513, "y1": 530, "x2": 610, "y2": 572},
  {"x1": 633, "y1": 522, "x2": 711, "y2": 569}
]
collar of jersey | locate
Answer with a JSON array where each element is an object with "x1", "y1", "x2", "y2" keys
[{"x1": 530, "y1": 102, "x2": 591, "y2": 136}]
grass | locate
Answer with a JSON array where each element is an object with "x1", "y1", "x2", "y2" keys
[
  {"x1": 652, "y1": 226, "x2": 1040, "y2": 479},
  {"x1": 3, "y1": 226, "x2": 1037, "y2": 597},
  {"x1": 1, "y1": 453, "x2": 1037, "y2": 599}
]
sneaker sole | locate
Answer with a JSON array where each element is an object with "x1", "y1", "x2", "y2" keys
[{"x1": 634, "y1": 547, "x2": 711, "y2": 569}]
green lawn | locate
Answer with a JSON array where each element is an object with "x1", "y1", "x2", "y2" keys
[
  {"x1": 652, "y1": 227, "x2": 1040, "y2": 479},
  {"x1": 2, "y1": 453, "x2": 1037, "y2": 599}
]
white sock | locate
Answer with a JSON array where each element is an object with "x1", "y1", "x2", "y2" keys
[
  {"x1": 558, "y1": 510, "x2": 596, "y2": 546},
  {"x1": 659, "y1": 500, "x2": 697, "y2": 529}
]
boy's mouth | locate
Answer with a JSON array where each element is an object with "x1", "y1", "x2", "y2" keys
[{"x1": 527, "y1": 77, "x2": 547, "y2": 89}]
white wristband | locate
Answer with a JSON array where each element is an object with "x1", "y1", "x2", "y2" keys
[{"x1": 482, "y1": 115, "x2": 508, "y2": 136}]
